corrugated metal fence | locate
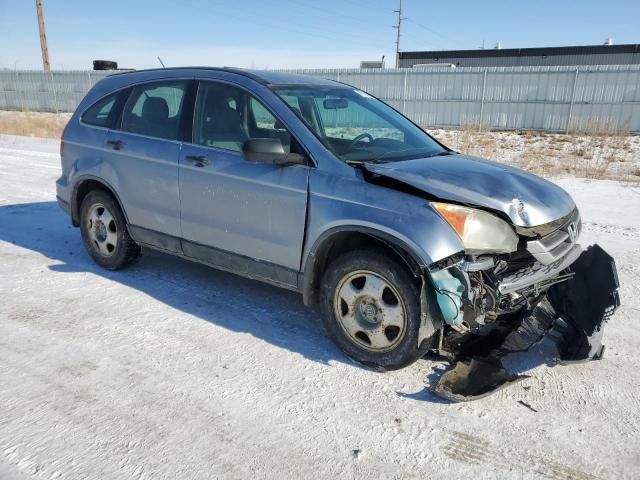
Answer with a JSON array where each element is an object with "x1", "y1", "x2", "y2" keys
[
  {"x1": 1, "y1": 65, "x2": 639, "y2": 133},
  {"x1": 0, "y1": 70, "x2": 111, "y2": 114}
]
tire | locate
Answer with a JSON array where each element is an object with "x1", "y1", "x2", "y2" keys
[
  {"x1": 79, "y1": 190, "x2": 140, "y2": 270},
  {"x1": 93, "y1": 60, "x2": 118, "y2": 70},
  {"x1": 320, "y1": 249, "x2": 429, "y2": 371}
]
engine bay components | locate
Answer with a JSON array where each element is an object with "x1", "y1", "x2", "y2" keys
[
  {"x1": 430, "y1": 244, "x2": 620, "y2": 402},
  {"x1": 430, "y1": 267, "x2": 465, "y2": 332}
]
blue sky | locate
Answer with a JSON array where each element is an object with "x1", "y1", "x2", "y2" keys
[{"x1": 1, "y1": 0, "x2": 639, "y2": 70}]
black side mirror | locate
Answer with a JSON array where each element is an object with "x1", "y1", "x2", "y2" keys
[{"x1": 241, "y1": 138, "x2": 305, "y2": 166}]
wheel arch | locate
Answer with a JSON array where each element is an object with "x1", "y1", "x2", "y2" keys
[
  {"x1": 71, "y1": 176, "x2": 129, "y2": 227},
  {"x1": 301, "y1": 226, "x2": 428, "y2": 306}
]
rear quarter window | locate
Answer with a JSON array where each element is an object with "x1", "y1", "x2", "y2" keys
[
  {"x1": 121, "y1": 81, "x2": 188, "y2": 141},
  {"x1": 82, "y1": 93, "x2": 118, "y2": 127}
]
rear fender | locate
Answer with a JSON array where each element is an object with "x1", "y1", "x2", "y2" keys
[{"x1": 71, "y1": 175, "x2": 129, "y2": 227}]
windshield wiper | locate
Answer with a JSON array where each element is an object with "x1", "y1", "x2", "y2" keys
[
  {"x1": 345, "y1": 159, "x2": 390, "y2": 166},
  {"x1": 345, "y1": 148, "x2": 453, "y2": 167},
  {"x1": 425, "y1": 150, "x2": 454, "y2": 157},
  {"x1": 354, "y1": 148, "x2": 451, "y2": 165}
]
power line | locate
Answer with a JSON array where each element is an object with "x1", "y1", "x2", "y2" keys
[
  {"x1": 35, "y1": 0, "x2": 50, "y2": 71},
  {"x1": 405, "y1": 18, "x2": 457, "y2": 47},
  {"x1": 288, "y1": 0, "x2": 389, "y2": 30},
  {"x1": 181, "y1": 0, "x2": 387, "y2": 52}
]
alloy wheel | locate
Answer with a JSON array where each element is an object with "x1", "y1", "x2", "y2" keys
[
  {"x1": 333, "y1": 270, "x2": 408, "y2": 352},
  {"x1": 87, "y1": 203, "x2": 118, "y2": 257}
]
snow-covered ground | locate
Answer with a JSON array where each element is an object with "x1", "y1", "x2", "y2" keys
[{"x1": 1, "y1": 134, "x2": 639, "y2": 480}]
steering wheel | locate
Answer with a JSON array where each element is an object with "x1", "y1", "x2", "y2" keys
[{"x1": 348, "y1": 133, "x2": 374, "y2": 149}]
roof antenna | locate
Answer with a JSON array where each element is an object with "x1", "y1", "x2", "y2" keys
[{"x1": 157, "y1": 56, "x2": 166, "y2": 68}]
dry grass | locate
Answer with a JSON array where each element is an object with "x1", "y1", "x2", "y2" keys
[
  {"x1": 429, "y1": 124, "x2": 640, "y2": 183},
  {"x1": 0, "y1": 110, "x2": 71, "y2": 139},
  {"x1": 0, "y1": 110, "x2": 637, "y2": 183}
]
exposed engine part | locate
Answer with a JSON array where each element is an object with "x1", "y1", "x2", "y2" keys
[
  {"x1": 497, "y1": 244, "x2": 582, "y2": 295},
  {"x1": 493, "y1": 259, "x2": 509, "y2": 275},
  {"x1": 467, "y1": 271, "x2": 498, "y2": 325},
  {"x1": 430, "y1": 267, "x2": 466, "y2": 333},
  {"x1": 430, "y1": 241, "x2": 597, "y2": 336},
  {"x1": 460, "y1": 256, "x2": 495, "y2": 272},
  {"x1": 452, "y1": 271, "x2": 495, "y2": 329},
  {"x1": 518, "y1": 272, "x2": 574, "y2": 298},
  {"x1": 499, "y1": 292, "x2": 527, "y2": 314},
  {"x1": 431, "y1": 244, "x2": 620, "y2": 402},
  {"x1": 431, "y1": 259, "x2": 524, "y2": 332}
]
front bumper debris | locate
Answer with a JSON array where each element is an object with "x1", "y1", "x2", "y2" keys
[{"x1": 432, "y1": 244, "x2": 620, "y2": 402}]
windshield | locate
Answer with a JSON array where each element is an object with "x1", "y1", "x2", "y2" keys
[{"x1": 272, "y1": 85, "x2": 447, "y2": 163}]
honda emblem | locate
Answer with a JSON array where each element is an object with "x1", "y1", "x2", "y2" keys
[{"x1": 567, "y1": 222, "x2": 578, "y2": 242}]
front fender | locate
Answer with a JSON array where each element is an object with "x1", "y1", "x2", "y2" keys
[
  {"x1": 304, "y1": 169, "x2": 463, "y2": 266},
  {"x1": 301, "y1": 169, "x2": 464, "y2": 303}
]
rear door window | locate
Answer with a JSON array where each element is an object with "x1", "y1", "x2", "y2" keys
[{"x1": 121, "y1": 81, "x2": 187, "y2": 140}]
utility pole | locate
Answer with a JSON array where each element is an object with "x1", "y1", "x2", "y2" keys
[
  {"x1": 36, "y1": 0, "x2": 50, "y2": 71},
  {"x1": 393, "y1": 0, "x2": 406, "y2": 68}
]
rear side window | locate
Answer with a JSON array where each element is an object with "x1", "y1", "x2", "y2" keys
[
  {"x1": 82, "y1": 93, "x2": 117, "y2": 127},
  {"x1": 121, "y1": 81, "x2": 187, "y2": 140}
]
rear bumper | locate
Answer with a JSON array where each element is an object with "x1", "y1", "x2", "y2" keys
[
  {"x1": 56, "y1": 195, "x2": 71, "y2": 215},
  {"x1": 432, "y1": 244, "x2": 620, "y2": 401},
  {"x1": 56, "y1": 176, "x2": 72, "y2": 216}
]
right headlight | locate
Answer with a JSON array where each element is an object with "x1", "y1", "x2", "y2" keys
[{"x1": 431, "y1": 202, "x2": 518, "y2": 254}]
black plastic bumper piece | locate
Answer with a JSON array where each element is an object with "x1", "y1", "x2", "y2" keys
[{"x1": 547, "y1": 244, "x2": 620, "y2": 362}]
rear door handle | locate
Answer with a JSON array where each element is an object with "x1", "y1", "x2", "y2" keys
[
  {"x1": 107, "y1": 139, "x2": 125, "y2": 150},
  {"x1": 186, "y1": 154, "x2": 210, "y2": 167}
]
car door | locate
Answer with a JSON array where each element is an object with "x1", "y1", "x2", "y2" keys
[
  {"x1": 103, "y1": 80, "x2": 189, "y2": 250},
  {"x1": 179, "y1": 80, "x2": 309, "y2": 285}
]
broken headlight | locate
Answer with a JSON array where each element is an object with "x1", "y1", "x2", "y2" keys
[{"x1": 431, "y1": 202, "x2": 518, "y2": 254}]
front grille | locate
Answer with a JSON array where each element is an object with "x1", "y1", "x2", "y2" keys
[
  {"x1": 525, "y1": 209, "x2": 581, "y2": 265},
  {"x1": 498, "y1": 244, "x2": 582, "y2": 295},
  {"x1": 515, "y1": 208, "x2": 578, "y2": 238}
]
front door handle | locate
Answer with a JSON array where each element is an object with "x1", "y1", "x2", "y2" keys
[
  {"x1": 186, "y1": 154, "x2": 210, "y2": 167},
  {"x1": 107, "y1": 139, "x2": 125, "y2": 150}
]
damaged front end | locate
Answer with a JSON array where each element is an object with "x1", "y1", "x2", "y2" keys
[
  {"x1": 357, "y1": 162, "x2": 620, "y2": 399},
  {"x1": 424, "y1": 209, "x2": 620, "y2": 401}
]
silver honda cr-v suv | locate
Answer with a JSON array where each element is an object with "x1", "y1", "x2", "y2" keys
[{"x1": 57, "y1": 67, "x2": 619, "y2": 399}]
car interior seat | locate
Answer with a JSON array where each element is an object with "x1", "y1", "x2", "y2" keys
[{"x1": 201, "y1": 93, "x2": 248, "y2": 151}]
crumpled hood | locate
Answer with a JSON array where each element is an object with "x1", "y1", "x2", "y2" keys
[{"x1": 362, "y1": 153, "x2": 576, "y2": 227}]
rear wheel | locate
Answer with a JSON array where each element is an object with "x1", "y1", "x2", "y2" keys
[
  {"x1": 320, "y1": 250, "x2": 428, "y2": 371},
  {"x1": 80, "y1": 190, "x2": 140, "y2": 270}
]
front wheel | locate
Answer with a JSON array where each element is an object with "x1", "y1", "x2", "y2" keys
[{"x1": 320, "y1": 250, "x2": 429, "y2": 371}]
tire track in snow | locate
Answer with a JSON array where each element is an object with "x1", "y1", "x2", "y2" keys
[
  {"x1": 443, "y1": 430, "x2": 606, "y2": 480},
  {"x1": 537, "y1": 368, "x2": 640, "y2": 421}
]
